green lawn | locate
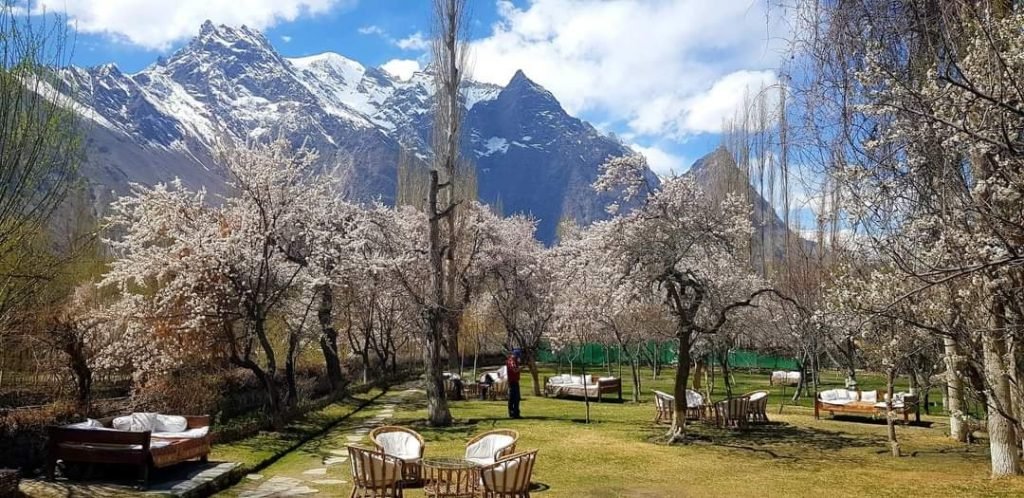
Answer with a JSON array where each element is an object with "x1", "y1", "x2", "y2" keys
[{"x1": 219, "y1": 367, "x2": 1024, "y2": 498}]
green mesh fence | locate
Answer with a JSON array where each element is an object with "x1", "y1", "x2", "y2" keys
[{"x1": 537, "y1": 342, "x2": 798, "y2": 371}]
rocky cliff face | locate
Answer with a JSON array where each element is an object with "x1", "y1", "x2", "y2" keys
[{"x1": 62, "y1": 22, "x2": 642, "y2": 243}]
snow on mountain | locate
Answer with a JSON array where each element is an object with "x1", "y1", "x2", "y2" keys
[{"x1": 60, "y1": 22, "x2": 645, "y2": 243}]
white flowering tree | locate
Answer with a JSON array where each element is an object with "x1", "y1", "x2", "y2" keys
[
  {"x1": 103, "y1": 140, "x2": 330, "y2": 428},
  {"x1": 790, "y1": 0, "x2": 1024, "y2": 475},
  {"x1": 591, "y1": 154, "x2": 776, "y2": 442}
]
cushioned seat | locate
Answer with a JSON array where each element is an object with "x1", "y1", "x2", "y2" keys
[
  {"x1": 466, "y1": 430, "x2": 519, "y2": 466},
  {"x1": 151, "y1": 427, "x2": 210, "y2": 440},
  {"x1": 370, "y1": 426, "x2": 424, "y2": 482}
]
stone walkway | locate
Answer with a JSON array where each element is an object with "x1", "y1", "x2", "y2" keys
[{"x1": 226, "y1": 390, "x2": 414, "y2": 498}]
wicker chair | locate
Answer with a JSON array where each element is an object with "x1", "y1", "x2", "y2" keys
[
  {"x1": 479, "y1": 450, "x2": 538, "y2": 498},
  {"x1": 744, "y1": 390, "x2": 769, "y2": 424},
  {"x1": 490, "y1": 381, "x2": 509, "y2": 401},
  {"x1": 347, "y1": 445, "x2": 404, "y2": 498},
  {"x1": 685, "y1": 389, "x2": 706, "y2": 421},
  {"x1": 369, "y1": 426, "x2": 425, "y2": 483},
  {"x1": 465, "y1": 429, "x2": 519, "y2": 466},
  {"x1": 652, "y1": 390, "x2": 674, "y2": 424},
  {"x1": 714, "y1": 396, "x2": 751, "y2": 430}
]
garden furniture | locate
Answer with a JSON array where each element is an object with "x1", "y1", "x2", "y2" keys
[
  {"x1": 815, "y1": 389, "x2": 920, "y2": 423},
  {"x1": 744, "y1": 390, "x2": 769, "y2": 423},
  {"x1": 490, "y1": 380, "x2": 509, "y2": 401},
  {"x1": 543, "y1": 374, "x2": 622, "y2": 402},
  {"x1": 465, "y1": 429, "x2": 519, "y2": 466},
  {"x1": 46, "y1": 413, "x2": 211, "y2": 488},
  {"x1": 770, "y1": 371, "x2": 801, "y2": 386},
  {"x1": 347, "y1": 445, "x2": 404, "y2": 498},
  {"x1": 369, "y1": 426, "x2": 425, "y2": 483},
  {"x1": 652, "y1": 390, "x2": 673, "y2": 423},
  {"x1": 479, "y1": 450, "x2": 538, "y2": 498},
  {"x1": 714, "y1": 396, "x2": 750, "y2": 430},
  {"x1": 422, "y1": 456, "x2": 479, "y2": 498}
]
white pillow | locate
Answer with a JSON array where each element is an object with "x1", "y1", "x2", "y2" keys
[
  {"x1": 67, "y1": 419, "x2": 104, "y2": 430},
  {"x1": 376, "y1": 432, "x2": 422, "y2": 460},
  {"x1": 466, "y1": 435, "x2": 515, "y2": 465},
  {"x1": 113, "y1": 412, "x2": 158, "y2": 432},
  {"x1": 156, "y1": 414, "x2": 188, "y2": 433}
]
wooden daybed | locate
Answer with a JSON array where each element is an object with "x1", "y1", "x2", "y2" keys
[
  {"x1": 543, "y1": 374, "x2": 622, "y2": 402},
  {"x1": 47, "y1": 414, "x2": 212, "y2": 487},
  {"x1": 815, "y1": 389, "x2": 920, "y2": 423}
]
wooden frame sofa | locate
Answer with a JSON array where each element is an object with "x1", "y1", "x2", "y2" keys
[
  {"x1": 815, "y1": 389, "x2": 920, "y2": 423},
  {"x1": 544, "y1": 374, "x2": 622, "y2": 402},
  {"x1": 47, "y1": 414, "x2": 211, "y2": 488}
]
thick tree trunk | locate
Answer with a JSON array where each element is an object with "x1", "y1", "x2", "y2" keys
[
  {"x1": 886, "y1": 369, "x2": 900, "y2": 457},
  {"x1": 669, "y1": 330, "x2": 693, "y2": 442},
  {"x1": 982, "y1": 299, "x2": 1021, "y2": 477},
  {"x1": 424, "y1": 307, "x2": 453, "y2": 426},
  {"x1": 317, "y1": 285, "x2": 345, "y2": 392},
  {"x1": 944, "y1": 336, "x2": 968, "y2": 442},
  {"x1": 528, "y1": 356, "x2": 541, "y2": 397}
]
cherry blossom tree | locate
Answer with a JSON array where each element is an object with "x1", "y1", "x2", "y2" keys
[
  {"x1": 102, "y1": 140, "x2": 329, "y2": 429},
  {"x1": 590, "y1": 154, "x2": 775, "y2": 442}
]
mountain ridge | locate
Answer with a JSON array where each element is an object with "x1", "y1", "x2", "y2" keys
[{"x1": 62, "y1": 21, "x2": 643, "y2": 242}]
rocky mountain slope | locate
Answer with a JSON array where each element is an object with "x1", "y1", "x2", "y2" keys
[{"x1": 62, "y1": 22, "x2": 639, "y2": 243}]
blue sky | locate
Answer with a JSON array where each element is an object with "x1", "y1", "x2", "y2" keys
[{"x1": 33, "y1": 0, "x2": 789, "y2": 185}]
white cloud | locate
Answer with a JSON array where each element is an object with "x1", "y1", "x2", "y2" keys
[
  {"x1": 280, "y1": 35, "x2": 293, "y2": 43},
  {"x1": 630, "y1": 144, "x2": 688, "y2": 177},
  {"x1": 673, "y1": 70, "x2": 779, "y2": 135},
  {"x1": 396, "y1": 31, "x2": 429, "y2": 51},
  {"x1": 34, "y1": 0, "x2": 354, "y2": 50},
  {"x1": 358, "y1": 24, "x2": 386, "y2": 36},
  {"x1": 381, "y1": 59, "x2": 420, "y2": 80},
  {"x1": 470, "y1": 0, "x2": 788, "y2": 139}
]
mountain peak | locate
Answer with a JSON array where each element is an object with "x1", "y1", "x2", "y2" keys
[{"x1": 500, "y1": 69, "x2": 560, "y2": 109}]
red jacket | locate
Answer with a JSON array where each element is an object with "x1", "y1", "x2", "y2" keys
[{"x1": 505, "y1": 356, "x2": 521, "y2": 383}]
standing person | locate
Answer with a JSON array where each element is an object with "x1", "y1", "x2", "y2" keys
[{"x1": 507, "y1": 350, "x2": 522, "y2": 419}]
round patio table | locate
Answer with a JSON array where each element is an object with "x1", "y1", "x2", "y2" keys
[{"x1": 422, "y1": 457, "x2": 479, "y2": 498}]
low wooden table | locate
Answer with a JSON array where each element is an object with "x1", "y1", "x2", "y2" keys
[{"x1": 422, "y1": 457, "x2": 479, "y2": 498}]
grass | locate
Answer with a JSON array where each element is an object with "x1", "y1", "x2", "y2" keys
[
  {"x1": 223, "y1": 365, "x2": 1024, "y2": 498},
  {"x1": 211, "y1": 387, "x2": 384, "y2": 470}
]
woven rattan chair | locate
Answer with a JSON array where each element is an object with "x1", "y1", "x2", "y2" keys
[
  {"x1": 744, "y1": 390, "x2": 769, "y2": 424},
  {"x1": 369, "y1": 426, "x2": 425, "y2": 483},
  {"x1": 714, "y1": 396, "x2": 751, "y2": 430},
  {"x1": 653, "y1": 390, "x2": 674, "y2": 424},
  {"x1": 479, "y1": 450, "x2": 539, "y2": 498},
  {"x1": 347, "y1": 445, "x2": 404, "y2": 498},
  {"x1": 490, "y1": 381, "x2": 509, "y2": 401},
  {"x1": 465, "y1": 429, "x2": 519, "y2": 466},
  {"x1": 685, "y1": 389, "x2": 706, "y2": 421}
]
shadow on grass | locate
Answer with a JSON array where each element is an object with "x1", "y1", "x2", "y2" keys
[
  {"x1": 644, "y1": 420, "x2": 889, "y2": 461},
  {"x1": 827, "y1": 415, "x2": 932, "y2": 428}
]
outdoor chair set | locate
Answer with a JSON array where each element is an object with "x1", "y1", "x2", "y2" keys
[
  {"x1": 653, "y1": 390, "x2": 769, "y2": 430},
  {"x1": 350, "y1": 426, "x2": 537, "y2": 498}
]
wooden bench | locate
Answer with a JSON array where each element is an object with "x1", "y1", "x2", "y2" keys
[{"x1": 544, "y1": 375, "x2": 622, "y2": 402}]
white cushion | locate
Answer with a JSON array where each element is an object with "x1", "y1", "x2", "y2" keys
[
  {"x1": 685, "y1": 390, "x2": 703, "y2": 407},
  {"x1": 820, "y1": 389, "x2": 855, "y2": 403},
  {"x1": 748, "y1": 391, "x2": 767, "y2": 402},
  {"x1": 67, "y1": 419, "x2": 105, "y2": 430},
  {"x1": 151, "y1": 426, "x2": 209, "y2": 440},
  {"x1": 860, "y1": 391, "x2": 878, "y2": 403},
  {"x1": 466, "y1": 435, "x2": 515, "y2": 465},
  {"x1": 483, "y1": 459, "x2": 523, "y2": 492},
  {"x1": 375, "y1": 432, "x2": 422, "y2": 460},
  {"x1": 155, "y1": 414, "x2": 188, "y2": 433},
  {"x1": 113, "y1": 412, "x2": 158, "y2": 432}
]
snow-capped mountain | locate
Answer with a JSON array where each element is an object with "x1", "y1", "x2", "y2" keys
[{"x1": 64, "y1": 22, "x2": 638, "y2": 243}]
